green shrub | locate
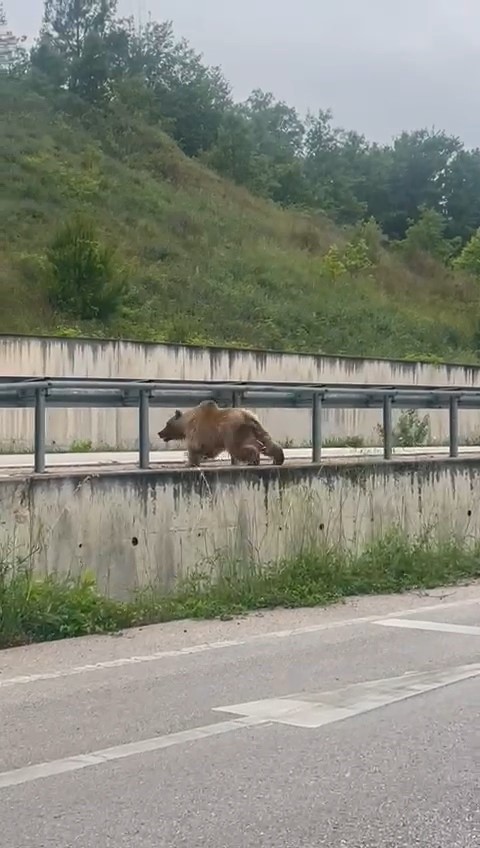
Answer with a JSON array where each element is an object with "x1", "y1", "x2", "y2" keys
[
  {"x1": 46, "y1": 215, "x2": 126, "y2": 320},
  {"x1": 377, "y1": 409, "x2": 430, "y2": 447},
  {"x1": 70, "y1": 438, "x2": 93, "y2": 452},
  {"x1": 342, "y1": 238, "x2": 373, "y2": 273},
  {"x1": 351, "y1": 217, "x2": 386, "y2": 263},
  {"x1": 452, "y1": 229, "x2": 480, "y2": 278},
  {"x1": 399, "y1": 206, "x2": 460, "y2": 264}
]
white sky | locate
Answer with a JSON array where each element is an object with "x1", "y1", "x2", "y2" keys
[{"x1": 6, "y1": 0, "x2": 480, "y2": 146}]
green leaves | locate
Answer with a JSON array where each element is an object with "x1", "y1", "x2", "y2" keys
[
  {"x1": 46, "y1": 215, "x2": 125, "y2": 320},
  {"x1": 452, "y1": 229, "x2": 480, "y2": 279}
]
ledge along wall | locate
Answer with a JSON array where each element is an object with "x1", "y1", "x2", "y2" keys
[
  {"x1": 1, "y1": 334, "x2": 480, "y2": 451},
  {"x1": 2, "y1": 457, "x2": 479, "y2": 598}
]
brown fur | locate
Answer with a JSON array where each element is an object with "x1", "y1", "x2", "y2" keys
[{"x1": 158, "y1": 400, "x2": 285, "y2": 467}]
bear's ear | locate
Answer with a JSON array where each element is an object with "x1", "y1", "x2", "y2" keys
[{"x1": 174, "y1": 409, "x2": 182, "y2": 419}]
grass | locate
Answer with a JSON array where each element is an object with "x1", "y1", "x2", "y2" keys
[
  {"x1": 1, "y1": 532, "x2": 479, "y2": 649},
  {"x1": 1, "y1": 76, "x2": 480, "y2": 361},
  {"x1": 323, "y1": 435, "x2": 366, "y2": 449}
]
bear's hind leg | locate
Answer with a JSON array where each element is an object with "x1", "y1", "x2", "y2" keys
[{"x1": 231, "y1": 441, "x2": 261, "y2": 466}]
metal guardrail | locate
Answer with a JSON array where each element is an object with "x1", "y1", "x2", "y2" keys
[{"x1": 0, "y1": 377, "x2": 477, "y2": 473}]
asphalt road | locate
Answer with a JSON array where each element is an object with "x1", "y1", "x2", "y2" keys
[
  {"x1": 1, "y1": 444, "x2": 480, "y2": 476},
  {"x1": 1, "y1": 585, "x2": 479, "y2": 847}
]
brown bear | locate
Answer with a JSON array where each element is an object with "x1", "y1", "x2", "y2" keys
[{"x1": 158, "y1": 399, "x2": 285, "y2": 467}]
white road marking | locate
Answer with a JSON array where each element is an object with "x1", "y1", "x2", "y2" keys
[
  {"x1": 0, "y1": 716, "x2": 266, "y2": 790},
  {"x1": 214, "y1": 662, "x2": 480, "y2": 728},
  {"x1": 0, "y1": 595, "x2": 478, "y2": 690},
  {"x1": 3, "y1": 662, "x2": 479, "y2": 791},
  {"x1": 375, "y1": 618, "x2": 480, "y2": 636}
]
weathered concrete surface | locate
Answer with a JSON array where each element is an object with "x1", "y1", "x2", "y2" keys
[
  {"x1": 2, "y1": 333, "x2": 480, "y2": 449},
  {"x1": 2, "y1": 457, "x2": 480, "y2": 597}
]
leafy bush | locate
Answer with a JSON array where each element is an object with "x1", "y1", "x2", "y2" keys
[
  {"x1": 399, "y1": 206, "x2": 460, "y2": 263},
  {"x1": 46, "y1": 215, "x2": 126, "y2": 320},
  {"x1": 377, "y1": 409, "x2": 430, "y2": 447},
  {"x1": 394, "y1": 409, "x2": 430, "y2": 447},
  {"x1": 321, "y1": 244, "x2": 346, "y2": 280},
  {"x1": 351, "y1": 217, "x2": 386, "y2": 263},
  {"x1": 342, "y1": 238, "x2": 373, "y2": 273},
  {"x1": 321, "y1": 239, "x2": 373, "y2": 280},
  {"x1": 452, "y1": 229, "x2": 480, "y2": 278},
  {"x1": 0, "y1": 562, "x2": 133, "y2": 647}
]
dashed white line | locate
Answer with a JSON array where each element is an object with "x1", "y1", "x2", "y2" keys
[{"x1": 0, "y1": 595, "x2": 478, "y2": 690}]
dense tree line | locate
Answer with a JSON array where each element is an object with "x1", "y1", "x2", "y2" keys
[{"x1": 8, "y1": 0, "x2": 480, "y2": 252}]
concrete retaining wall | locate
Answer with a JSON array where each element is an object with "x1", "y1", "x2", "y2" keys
[
  {"x1": 2, "y1": 458, "x2": 479, "y2": 598},
  {"x1": 1, "y1": 334, "x2": 480, "y2": 450}
]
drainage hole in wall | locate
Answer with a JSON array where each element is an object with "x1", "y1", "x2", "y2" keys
[
  {"x1": 467, "y1": 509, "x2": 472, "y2": 517},
  {"x1": 319, "y1": 523, "x2": 325, "y2": 531},
  {"x1": 131, "y1": 536, "x2": 139, "y2": 546}
]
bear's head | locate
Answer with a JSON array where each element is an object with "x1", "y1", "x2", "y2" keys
[{"x1": 158, "y1": 409, "x2": 186, "y2": 442}]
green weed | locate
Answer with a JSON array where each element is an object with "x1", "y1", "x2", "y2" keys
[
  {"x1": 1, "y1": 531, "x2": 478, "y2": 649},
  {"x1": 69, "y1": 439, "x2": 93, "y2": 453}
]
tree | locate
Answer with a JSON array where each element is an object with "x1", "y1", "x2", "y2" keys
[
  {"x1": 452, "y1": 230, "x2": 480, "y2": 278},
  {"x1": 364, "y1": 130, "x2": 461, "y2": 240},
  {"x1": 400, "y1": 206, "x2": 459, "y2": 263},
  {"x1": 31, "y1": 0, "x2": 117, "y2": 99},
  {"x1": 443, "y1": 149, "x2": 480, "y2": 243},
  {"x1": 42, "y1": 0, "x2": 116, "y2": 58},
  {"x1": 107, "y1": 18, "x2": 231, "y2": 155},
  {"x1": 202, "y1": 109, "x2": 256, "y2": 186},
  {"x1": 242, "y1": 89, "x2": 305, "y2": 158},
  {"x1": 303, "y1": 110, "x2": 367, "y2": 222},
  {"x1": 47, "y1": 215, "x2": 125, "y2": 320}
]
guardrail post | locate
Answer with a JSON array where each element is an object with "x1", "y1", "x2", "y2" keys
[
  {"x1": 34, "y1": 388, "x2": 46, "y2": 473},
  {"x1": 383, "y1": 395, "x2": 393, "y2": 460},
  {"x1": 138, "y1": 390, "x2": 150, "y2": 469},
  {"x1": 449, "y1": 396, "x2": 459, "y2": 458},
  {"x1": 312, "y1": 393, "x2": 322, "y2": 463},
  {"x1": 231, "y1": 391, "x2": 243, "y2": 464}
]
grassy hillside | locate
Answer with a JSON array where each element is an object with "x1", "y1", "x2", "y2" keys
[{"x1": 1, "y1": 76, "x2": 479, "y2": 361}]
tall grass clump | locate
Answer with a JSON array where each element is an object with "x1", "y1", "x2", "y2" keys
[
  {"x1": 0, "y1": 559, "x2": 133, "y2": 648},
  {"x1": 1, "y1": 530, "x2": 479, "y2": 649}
]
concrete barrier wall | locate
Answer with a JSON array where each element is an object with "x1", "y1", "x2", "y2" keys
[
  {"x1": 1, "y1": 334, "x2": 480, "y2": 450},
  {"x1": 2, "y1": 458, "x2": 479, "y2": 598}
]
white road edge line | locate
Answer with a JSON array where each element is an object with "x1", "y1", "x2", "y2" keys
[
  {"x1": 0, "y1": 716, "x2": 267, "y2": 790},
  {"x1": 375, "y1": 618, "x2": 480, "y2": 636},
  {"x1": 1, "y1": 595, "x2": 479, "y2": 690}
]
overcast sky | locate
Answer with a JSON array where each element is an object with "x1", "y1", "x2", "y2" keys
[{"x1": 5, "y1": 0, "x2": 480, "y2": 147}]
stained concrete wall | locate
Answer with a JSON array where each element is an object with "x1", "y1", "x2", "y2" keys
[
  {"x1": 1, "y1": 334, "x2": 480, "y2": 450},
  {"x1": 2, "y1": 458, "x2": 479, "y2": 598}
]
